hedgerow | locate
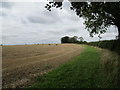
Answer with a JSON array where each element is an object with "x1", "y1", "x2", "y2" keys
[{"x1": 87, "y1": 39, "x2": 120, "y2": 54}]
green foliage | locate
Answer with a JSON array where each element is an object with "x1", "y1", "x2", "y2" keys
[
  {"x1": 61, "y1": 36, "x2": 77, "y2": 43},
  {"x1": 69, "y1": 37, "x2": 77, "y2": 43},
  {"x1": 61, "y1": 36, "x2": 70, "y2": 43},
  {"x1": 78, "y1": 37, "x2": 84, "y2": 42},
  {"x1": 61, "y1": 36, "x2": 86, "y2": 44},
  {"x1": 87, "y1": 39, "x2": 120, "y2": 54},
  {"x1": 77, "y1": 41, "x2": 87, "y2": 44}
]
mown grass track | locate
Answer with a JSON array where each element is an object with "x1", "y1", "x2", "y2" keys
[{"x1": 31, "y1": 45, "x2": 109, "y2": 88}]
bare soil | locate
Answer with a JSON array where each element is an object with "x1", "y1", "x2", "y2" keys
[{"x1": 2, "y1": 44, "x2": 84, "y2": 88}]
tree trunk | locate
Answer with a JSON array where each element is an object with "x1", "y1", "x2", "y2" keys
[
  {"x1": 116, "y1": 25, "x2": 120, "y2": 88},
  {"x1": 118, "y1": 26, "x2": 120, "y2": 40},
  {"x1": 115, "y1": 22, "x2": 120, "y2": 39}
]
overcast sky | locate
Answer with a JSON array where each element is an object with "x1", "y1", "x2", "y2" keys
[{"x1": 0, "y1": 1, "x2": 118, "y2": 45}]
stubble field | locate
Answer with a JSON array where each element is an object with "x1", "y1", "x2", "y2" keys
[{"x1": 2, "y1": 44, "x2": 84, "y2": 88}]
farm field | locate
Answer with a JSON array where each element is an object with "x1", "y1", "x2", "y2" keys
[{"x1": 2, "y1": 44, "x2": 84, "y2": 88}]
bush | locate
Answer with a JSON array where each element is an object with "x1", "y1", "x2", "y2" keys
[{"x1": 87, "y1": 39, "x2": 120, "y2": 54}]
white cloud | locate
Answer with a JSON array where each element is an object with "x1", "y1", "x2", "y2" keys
[{"x1": 0, "y1": 1, "x2": 118, "y2": 45}]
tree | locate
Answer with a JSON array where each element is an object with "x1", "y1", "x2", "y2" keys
[
  {"x1": 69, "y1": 37, "x2": 77, "y2": 43},
  {"x1": 61, "y1": 36, "x2": 70, "y2": 43},
  {"x1": 45, "y1": 1, "x2": 120, "y2": 39},
  {"x1": 61, "y1": 36, "x2": 78, "y2": 43},
  {"x1": 73, "y1": 36, "x2": 78, "y2": 41},
  {"x1": 78, "y1": 37, "x2": 84, "y2": 42}
]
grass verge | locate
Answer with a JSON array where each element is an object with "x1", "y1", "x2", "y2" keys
[{"x1": 29, "y1": 45, "x2": 117, "y2": 88}]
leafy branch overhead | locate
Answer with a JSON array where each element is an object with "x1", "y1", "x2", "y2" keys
[{"x1": 45, "y1": 1, "x2": 120, "y2": 39}]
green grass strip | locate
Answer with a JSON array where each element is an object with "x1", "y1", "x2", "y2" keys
[{"x1": 30, "y1": 45, "x2": 106, "y2": 88}]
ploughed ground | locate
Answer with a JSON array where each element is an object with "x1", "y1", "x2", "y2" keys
[{"x1": 2, "y1": 44, "x2": 84, "y2": 88}]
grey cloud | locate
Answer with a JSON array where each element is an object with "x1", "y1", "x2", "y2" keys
[
  {"x1": 27, "y1": 15, "x2": 59, "y2": 24},
  {"x1": 66, "y1": 28, "x2": 79, "y2": 33},
  {"x1": 27, "y1": 9, "x2": 61, "y2": 24},
  {"x1": 63, "y1": 2, "x2": 71, "y2": 11},
  {"x1": 2, "y1": 2, "x2": 13, "y2": 8},
  {"x1": 0, "y1": 12, "x2": 7, "y2": 16},
  {"x1": 21, "y1": 19, "x2": 28, "y2": 24},
  {"x1": 62, "y1": 2, "x2": 80, "y2": 21},
  {"x1": 2, "y1": 2, "x2": 118, "y2": 45},
  {"x1": 2, "y1": 35, "x2": 18, "y2": 40},
  {"x1": 69, "y1": 16, "x2": 80, "y2": 21},
  {"x1": 106, "y1": 26, "x2": 118, "y2": 33},
  {"x1": 28, "y1": 16, "x2": 45, "y2": 24},
  {"x1": 102, "y1": 33, "x2": 117, "y2": 38},
  {"x1": 29, "y1": 31, "x2": 39, "y2": 35},
  {"x1": 43, "y1": 10, "x2": 59, "y2": 18},
  {"x1": 47, "y1": 30, "x2": 63, "y2": 35}
]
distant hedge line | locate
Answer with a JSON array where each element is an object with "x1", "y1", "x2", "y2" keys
[{"x1": 87, "y1": 39, "x2": 120, "y2": 54}]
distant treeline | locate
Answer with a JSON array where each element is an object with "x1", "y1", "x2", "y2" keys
[
  {"x1": 87, "y1": 39, "x2": 120, "y2": 54},
  {"x1": 61, "y1": 36, "x2": 87, "y2": 44},
  {"x1": 61, "y1": 36, "x2": 120, "y2": 54}
]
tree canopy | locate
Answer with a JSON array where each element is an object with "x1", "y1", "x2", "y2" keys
[
  {"x1": 45, "y1": 1, "x2": 120, "y2": 39},
  {"x1": 61, "y1": 36, "x2": 70, "y2": 43},
  {"x1": 61, "y1": 36, "x2": 86, "y2": 43},
  {"x1": 61, "y1": 36, "x2": 78, "y2": 43}
]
